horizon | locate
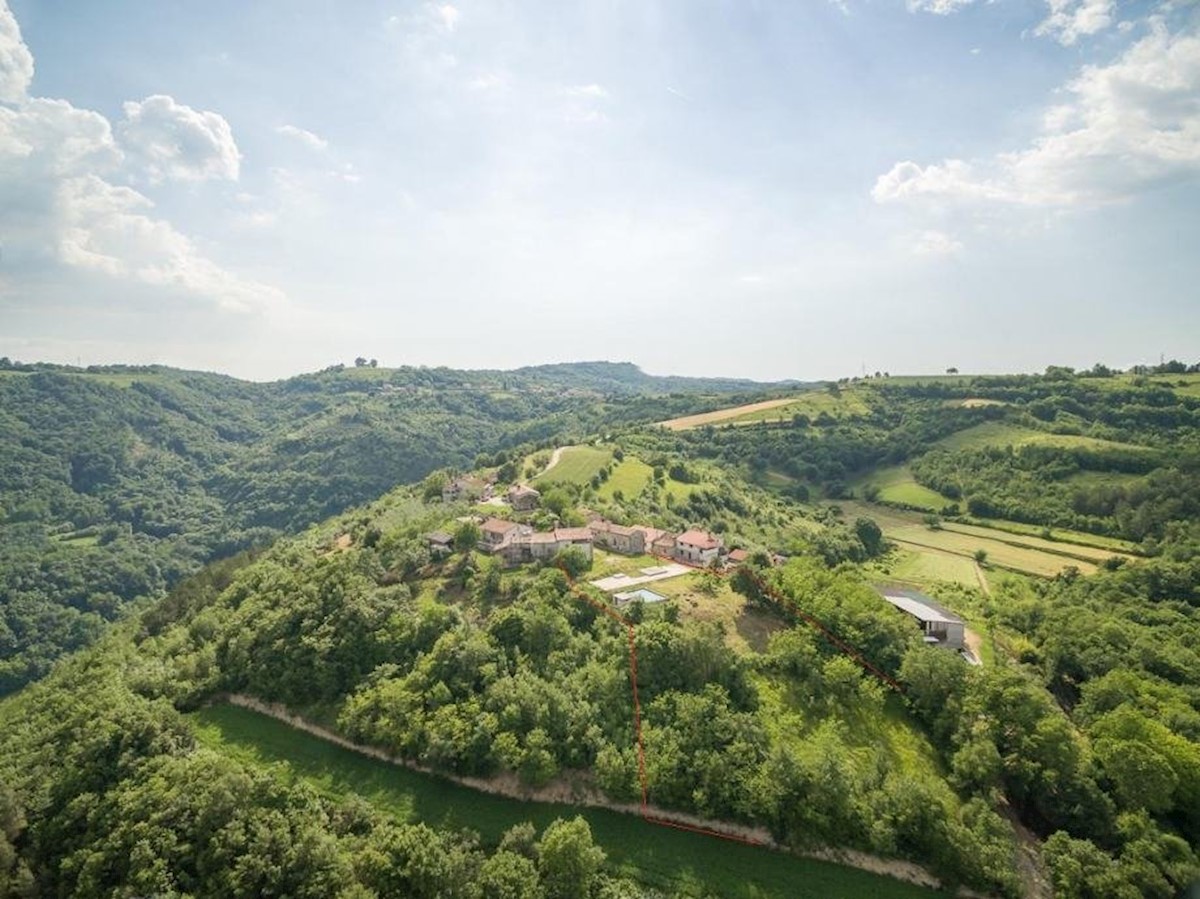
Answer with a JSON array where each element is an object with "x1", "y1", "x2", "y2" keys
[
  {"x1": 2, "y1": 1, "x2": 1198, "y2": 380},
  {"x1": 0, "y1": 352, "x2": 1187, "y2": 386}
]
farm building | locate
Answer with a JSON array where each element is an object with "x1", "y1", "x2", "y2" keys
[
  {"x1": 633, "y1": 525, "x2": 667, "y2": 549},
  {"x1": 494, "y1": 527, "x2": 594, "y2": 567},
  {"x1": 879, "y1": 589, "x2": 965, "y2": 651},
  {"x1": 507, "y1": 484, "x2": 541, "y2": 511},
  {"x1": 651, "y1": 531, "x2": 678, "y2": 558},
  {"x1": 443, "y1": 475, "x2": 491, "y2": 503},
  {"x1": 479, "y1": 517, "x2": 529, "y2": 549},
  {"x1": 675, "y1": 529, "x2": 723, "y2": 566},
  {"x1": 426, "y1": 531, "x2": 454, "y2": 557},
  {"x1": 727, "y1": 548, "x2": 751, "y2": 565},
  {"x1": 589, "y1": 519, "x2": 646, "y2": 555}
]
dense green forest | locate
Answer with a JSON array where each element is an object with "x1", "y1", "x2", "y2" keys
[
  {"x1": 3, "y1": 361, "x2": 1200, "y2": 898},
  {"x1": 0, "y1": 362, "x2": 785, "y2": 693}
]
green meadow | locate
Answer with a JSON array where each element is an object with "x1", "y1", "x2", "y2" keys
[{"x1": 192, "y1": 704, "x2": 943, "y2": 899}]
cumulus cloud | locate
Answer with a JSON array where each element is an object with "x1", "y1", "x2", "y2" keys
[
  {"x1": 874, "y1": 21, "x2": 1200, "y2": 208},
  {"x1": 56, "y1": 175, "x2": 283, "y2": 312},
  {"x1": 1035, "y1": 0, "x2": 1114, "y2": 46},
  {"x1": 275, "y1": 123, "x2": 328, "y2": 151},
  {"x1": 0, "y1": 4, "x2": 280, "y2": 314},
  {"x1": 0, "y1": 0, "x2": 33, "y2": 103},
  {"x1": 906, "y1": 0, "x2": 1116, "y2": 43},
  {"x1": 118, "y1": 94, "x2": 240, "y2": 182}
]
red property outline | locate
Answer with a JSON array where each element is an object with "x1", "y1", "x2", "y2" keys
[{"x1": 556, "y1": 557, "x2": 904, "y2": 846}]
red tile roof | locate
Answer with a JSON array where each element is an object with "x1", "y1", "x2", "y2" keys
[
  {"x1": 481, "y1": 517, "x2": 519, "y2": 535},
  {"x1": 678, "y1": 529, "x2": 722, "y2": 550}
]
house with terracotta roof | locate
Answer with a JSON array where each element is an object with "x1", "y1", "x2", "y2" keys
[
  {"x1": 589, "y1": 519, "x2": 646, "y2": 555},
  {"x1": 478, "y1": 517, "x2": 529, "y2": 549},
  {"x1": 675, "y1": 529, "x2": 723, "y2": 566},
  {"x1": 727, "y1": 548, "x2": 751, "y2": 565}
]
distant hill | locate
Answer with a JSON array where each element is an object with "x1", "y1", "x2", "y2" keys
[
  {"x1": 0, "y1": 359, "x2": 784, "y2": 693},
  {"x1": 505, "y1": 360, "x2": 809, "y2": 395}
]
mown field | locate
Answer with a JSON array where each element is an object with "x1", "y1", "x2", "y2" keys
[
  {"x1": 657, "y1": 397, "x2": 800, "y2": 431},
  {"x1": 597, "y1": 457, "x2": 654, "y2": 500},
  {"x1": 840, "y1": 501, "x2": 1112, "y2": 578},
  {"x1": 851, "y1": 465, "x2": 954, "y2": 512},
  {"x1": 192, "y1": 704, "x2": 942, "y2": 899},
  {"x1": 534, "y1": 445, "x2": 613, "y2": 487},
  {"x1": 727, "y1": 388, "x2": 871, "y2": 425}
]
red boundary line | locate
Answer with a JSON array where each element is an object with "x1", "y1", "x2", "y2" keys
[{"x1": 555, "y1": 555, "x2": 903, "y2": 847}]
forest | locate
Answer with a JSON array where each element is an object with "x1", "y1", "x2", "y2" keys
[
  {"x1": 2, "y1": 362, "x2": 1200, "y2": 898},
  {"x1": 0, "y1": 362, "x2": 762, "y2": 693}
]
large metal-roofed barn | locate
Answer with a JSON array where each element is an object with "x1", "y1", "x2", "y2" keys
[{"x1": 878, "y1": 588, "x2": 965, "y2": 651}]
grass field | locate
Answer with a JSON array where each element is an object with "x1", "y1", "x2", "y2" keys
[
  {"x1": 852, "y1": 465, "x2": 954, "y2": 512},
  {"x1": 534, "y1": 446, "x2": 613, "y2": 487},
  {"x1": 936, "y1": 421, "x2": 1148, "y2": 454},
  {"x1": 727, "y1": 388, "x2": 871, "y2": 425},
  {"x1": 597, "y1": 457, "x2": 654, "y2": 501},
  {"x1": 658, "y1": 398, "x2": 801, "y2": 431},
  {"x1": 881, "y1": 548, "x2": 980, "y2": 589},
  {"x1": 953, "y1": 516, "x2": 1141, "y2": 554},
  {"x1": 840, "y1": 502, "x2": 1105, "y2": 578},
  {"x1": 192, "y1": 705, "x2": 941, "y2": 899}
]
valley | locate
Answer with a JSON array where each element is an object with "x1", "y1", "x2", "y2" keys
[{"x1": 2, "y1": 360, "x2": 1199, "y2": 899}]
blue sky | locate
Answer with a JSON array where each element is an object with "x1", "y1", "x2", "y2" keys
[{"x1": 1, "y1": 0, "x2": 1197, "y2": 381}]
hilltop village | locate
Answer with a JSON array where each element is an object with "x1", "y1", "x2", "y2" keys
[{"x1": 426, "y1": 470, "x2": 969, "y2": 653}]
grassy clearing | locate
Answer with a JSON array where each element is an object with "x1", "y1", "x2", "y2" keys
[
  {"x1": 597, "y1": 458, "x2": 654, "y2": 501},
  {"x1": 50, "y1": 532, "x2": 100, "y2": 547},
  {"x1": 852, "y1": 465, "x2": 954, "y2": 512},
  {"x1": 657, "y1": 398, "x2": 801, "y2": 431},
  {"x1": 878, "y1": 548, "x2": 980, "y2": 589},
  {"x1": 936, "y1": 421, "x2": 1146, "y2": 454},
  {"x1": 651, "y1": 573, "x2": 786, "y2": 654},
  {"x1": 192, "y1": 705, "x2": 940, "y2": 899},
  {"x1": 589, "y1": 550, "x2": 666, "y2": 580},
  {"x1": 728, "y1": 388, "x2": 871, "y2": 425},
  {"x1": 755, "y1": 682, "x2": 946, "y2": 788},
  {"x1": 940, "y1": 520, "x2": 1135, "y2": 563},
  {"x1": 534, "y1": 446, "x2": 613, "y2": 487},
  {"x1": 954, "y1": 516, "x2": 1140, "y2": 554}
]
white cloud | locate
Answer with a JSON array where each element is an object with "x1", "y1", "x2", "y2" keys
[
  {"x1": 906, "y1": 0, "x2": 976, "y2": 15},
  {"x1": 436, "y1": 4, "x2": 461, "y2": 32},
  {"x1": 912, "y1": 230, "x2": 965, "y2": 256},
  {"x1": 1034, "y1": 0, "x2": 1114, "y2": 46},
  {"x1": 0, "y1": 0, "x2": 33, "y2": 103},
  {"x1": 275, "y1": 123, "x2": 329, "y2": 151},
  {"x1": 118, "y1": 94, "x2": 240, "y2": 182},
  {"x1": 56, "y1": 175, "x2": 283, "y2": 312},
  {"x1": 874, "y1": 21, "x2": 1200, "y2": 208},
  {"x1": 0, "y1": 4, "x2": 281, "y2": 314}
]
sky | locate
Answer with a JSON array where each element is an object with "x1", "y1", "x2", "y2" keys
[{"x1": 0, "y1": 0, "x2": 1197, "y2": 382}]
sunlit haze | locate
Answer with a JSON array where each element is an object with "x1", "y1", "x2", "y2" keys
[{"x1": 1, "y1": 0, "x2": 1197, "y2": 380}]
